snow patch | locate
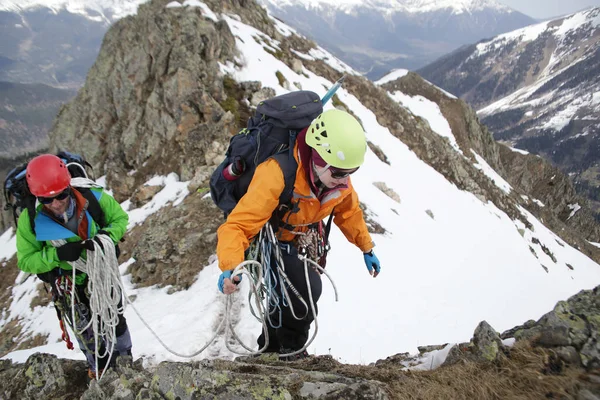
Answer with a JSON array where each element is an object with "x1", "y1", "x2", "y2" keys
[
  {"x1": 375, "y1": 69, "x2": 408, "y2": 85},
  {"x1": 0, "y1": 228, "x2": 17, "y2": 262},
  {"x1": 183, "y1": 0, "x2": 218, "y2": 21},
  {"x1": 510, "y1": 147, "x2": 529, "y2": 155},
  {"x1": 471, "y1": 150, "x2": 512, "y2": 194},
  {"x1": 127, "y1": 173, "x2": 190, "y2": 228},
  {"x1": 567, "y1": 203, "x2": 581, "y2": 220},
  {"x1": 388, "y1": 91, "x2": 461, "y2": 153}
]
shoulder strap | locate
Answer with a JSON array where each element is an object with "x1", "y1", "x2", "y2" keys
[
  {"x1": 78, "y1": 188, "x2": 107, "y2": 228},
  {"x1": 24, "y1": 196, "x2": 37, "y2": 232},
  {"x1": 270, "y1": 142, "x2": 299, "y2": 230}
]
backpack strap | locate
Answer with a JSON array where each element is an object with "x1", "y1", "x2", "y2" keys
[
  {"x1": 270, "y1": 134, "x2": 300, "y2": 230},
  {"x1": 77, "y1": 188, "x2": 107, "y2": 228},
  {"x1": 24, "y1": 195, "x2": 37, "y2": 233}
]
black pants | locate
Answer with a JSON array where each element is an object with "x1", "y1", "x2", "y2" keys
[{"x1": 257, "y1": 244, "x2": 322, "y2": 352}]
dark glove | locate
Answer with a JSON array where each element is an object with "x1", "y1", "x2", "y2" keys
[
  {"x1": 92, "y1": 230, "x2": 113, "y2": 252},
  {"x1": 37, "y1": 268, "x2": 61, "y2": 283},
  {"x1": 92, "y1": 229, "x2": 119, "y2": 252},
  {"x1": 97, "y1": 229, "x2": 111, "y2": 238},
  {"x1": 56, "y1": 241, "x2": 94, "y2": 262}
]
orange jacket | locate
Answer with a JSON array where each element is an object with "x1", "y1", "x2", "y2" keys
[{"x1": 216, "y1": 137, "x2": 374, "y2": 272}]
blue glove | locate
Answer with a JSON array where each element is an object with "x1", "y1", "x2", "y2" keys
[
  {"x1": 363, "y1": 250, "x2": 381, "y2": 277},
  {"x1": 217, "y1": 270, "x2": 242, "y2": 293}
]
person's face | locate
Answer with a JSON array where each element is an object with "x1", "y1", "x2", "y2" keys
[
  {"x1": 312, "y1": 163, "x2": 358, "y2": 189},
  {"x1": 38, "y1": 187, "x2": 71, "y2": 215}
]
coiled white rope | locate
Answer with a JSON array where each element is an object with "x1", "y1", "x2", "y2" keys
[
  {"x1": 49, "y1": 177, "x2": 125, "y2": 381},
  {"x1": 50, "y1": 233, "x2": 124, "y2": 382}
]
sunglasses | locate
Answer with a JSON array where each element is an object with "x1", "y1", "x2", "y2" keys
[
  {"x1": 38, "y1": 187, "x2": 71, "y2": 205},
  {"x1": 329, "y1": 167, "x2": 359, "y2": 179}
]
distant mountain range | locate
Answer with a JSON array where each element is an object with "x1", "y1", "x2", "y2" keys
[
  {"x1": 259, "y1": 0, "x2": 535, "y2": 79},
  {"x1": 0, "y1": 0, "x2": 147, "y2": 156},
  {"x1": 418, "y1": 7, "x2": 600, "y2": 212},
  {"x1": 0, "y1": 81, "x2": 76, "y2": 157},
  {"x1": 0, "y1": 0, "x2": 147, "y2": 86}
]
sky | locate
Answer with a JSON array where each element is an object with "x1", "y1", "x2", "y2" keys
[
  {"x1": 1, "y1": 0, "x2": 600, "y2": 371},
  {"x1": 499, "y1": 0, "x2": 600, "y2": 19}
]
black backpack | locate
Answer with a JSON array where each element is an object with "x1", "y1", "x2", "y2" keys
[
  {"x1": 3, "y1": 151, "x2": 106, "y2": 233},
  {"x1": 210, "y1": 91, "x2": 323, "y2": 219}
]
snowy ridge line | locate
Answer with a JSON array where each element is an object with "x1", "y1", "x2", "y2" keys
[{"x1": 261, "y1": 0, "x2": 514, "y2": 16}]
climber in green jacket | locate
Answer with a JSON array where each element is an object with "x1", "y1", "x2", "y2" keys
[{"x1": 15, "y1": 154, "x2": 132, "y2": 379}]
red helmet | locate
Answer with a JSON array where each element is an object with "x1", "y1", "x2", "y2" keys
[{"x1": 26, "y1": 154, "x2": 71, "y2": 197}]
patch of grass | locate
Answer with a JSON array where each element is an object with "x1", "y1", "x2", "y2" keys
[
  {"x1": 332, "y1": 94, "x2": 346, "y2": 109},
  {"x1": 219, "y1": 75, "x2": 251, "y2": 130},
  {"x1": 288, "y1": 342, "x2": 587, "y2": 400},
  {"x1": 263, "y1": 46, "x2": 284, "y2": 60},
  {"x1": 275, "y1": 71, "x2": 286, "y2": 87}
]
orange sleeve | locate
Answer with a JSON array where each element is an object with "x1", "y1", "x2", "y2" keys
[
  {"x1": 333, "y1": 182, "x2": 374, "y2": 253},
  {"x1": 216, "y1": 159, "x2": 285, "y2": 271}
]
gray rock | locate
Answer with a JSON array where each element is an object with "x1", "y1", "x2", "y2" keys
[
  {"x1": 472, "y1": 321, "x2": 505, "y2": 362},
  {"x1": 578, "y1": 389, "x2": 600, "y2": 400},
  {"x1": 554, "y1": 346, "x2": 582, "y2": 365},
  {"x1": 23, "y1": 353, "x2": 68, "y2": 400}
]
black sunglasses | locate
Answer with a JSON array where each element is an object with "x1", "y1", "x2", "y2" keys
[
  {"x1": 38, "y1": 187, "x2": 71, "y2": 205},
  {"x1": 330, "y1": 167, "x2": 359, "y2": 179}
]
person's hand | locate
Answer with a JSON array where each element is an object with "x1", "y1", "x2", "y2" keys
[
  {"x1": 363, "y1": 250, "x2": 381, "y2": 278},
  {"x1": 218, "y1": 270, "x2": 242, "y2": 294},
  {"x1": 90, "y1": 230, "x2": 112, "y2": 251},
  {"x1": 56, "y1": 241, "x2": 94, "y2": 262}
]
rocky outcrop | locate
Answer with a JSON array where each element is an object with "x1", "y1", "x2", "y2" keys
[
  {"x1": 48, "y1": 0, "x2": 242, "y2": 202},
  {"x1": 0, "y1": 353, "x2": 388, "y2": 400},
  {"x1": 124, "y1": 193, "x2": 223, "y2": 290},
  {"x1": 501, "y1": 285, "x2": 600, "y2": 369},
  {"x1": 431, "y1": 286, "x2": 600, "y2": 371}
]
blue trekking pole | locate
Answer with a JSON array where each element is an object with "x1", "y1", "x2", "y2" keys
[{"x1": 321, "y1": 75, "x2": 346, "y2": 105}]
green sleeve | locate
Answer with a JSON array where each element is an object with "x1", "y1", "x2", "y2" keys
[
  {"x1": 16, "y1": 210, "x2": 60, "y2": 274},
  {"x1": 97, "y1": 189, "x2": 129, "y2": 243}
]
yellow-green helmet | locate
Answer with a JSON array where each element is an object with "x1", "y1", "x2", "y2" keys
[{"x1": 305, "y1": 109, "x2": 367, "y2": 169}]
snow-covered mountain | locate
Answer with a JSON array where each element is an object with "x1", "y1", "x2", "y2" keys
[
  {"x1": 263, "y1": 0, "x2": 514, "y2": 14},
  {"x1": 419, "y1": 7, "x2": 600, "y2": 213},
  {"x1": 259, "y1": 0, "x2": 535, "y2": 79},
  {"x1": 0, "y1": 0, "x2": 147, "y2": 23},
  {"x1": 0, "y1": 0, "x2": 599, "y2": 380}
]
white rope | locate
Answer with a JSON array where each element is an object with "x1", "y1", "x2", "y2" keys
[
  {"x1": 69, "y1": 176, "x2": 101, "y2": 189},
  {"x1": 221, "y1": 223, "x2": 340, "y2": 359},
  {"x1": 50, "y1": 234, "x2": 124, "y2": 381}
]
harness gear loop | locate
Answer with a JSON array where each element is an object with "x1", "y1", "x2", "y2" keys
[{"x1": 59, "y1": 319, "x2": 74, "y2": 350}]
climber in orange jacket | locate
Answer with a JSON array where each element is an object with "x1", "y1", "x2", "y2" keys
[{"x1": 216, "y1": 109, "x2": 381, "y2": 360}]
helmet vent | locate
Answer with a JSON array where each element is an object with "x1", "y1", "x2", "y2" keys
[{"x1": 320, "y1": 130, "x2": 328, "y2": 138}]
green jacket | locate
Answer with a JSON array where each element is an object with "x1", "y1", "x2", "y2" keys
[{"x1": 16, "y1": 187, "x2": 128, "y2": 284}]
